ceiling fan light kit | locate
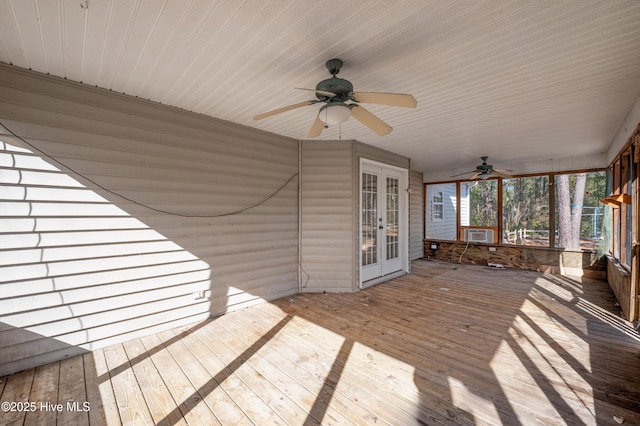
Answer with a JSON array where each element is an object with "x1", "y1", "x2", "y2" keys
[
  {"x1": 319, "y1": 103, "x2": 352, "y2": 125},
  {"x1": 253, "y1": 58, "x2": 417, "y2": 137}
]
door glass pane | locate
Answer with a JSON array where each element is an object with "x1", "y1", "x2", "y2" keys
[
  {"x1": 386, "y1": 177, "x2": 399, "y2": 260},
  {"x1": 362, "y1": 172, "x2": 377, "y2": 266}
]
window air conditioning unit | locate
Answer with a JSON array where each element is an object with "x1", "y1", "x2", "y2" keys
[{"x1": 464, "y1": 228, "x2": 494, "y2": 243}]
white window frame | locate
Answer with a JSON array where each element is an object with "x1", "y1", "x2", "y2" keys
[{"x1": 432, "y1": 191, "x2": 444, "y2": 222}]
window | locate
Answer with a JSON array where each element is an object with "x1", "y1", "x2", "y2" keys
[
  {"x1": 502, "y1": 176, "x2": 549, "y2": 246},
  {"x1": 424, "y1": 170, "x2": 606, "y2": 250},
  {"x1": 622, "y1": 153, "x2": 633, "y2": 265},
  {"x1": 432, "y1": 191, "x2": 444, "y2": 221},
  {"x1": 554, "y1": 171, "x2": 605, "y2": 251},
  {"x1": 461, "y1": 180, "x2": 498, "y2": 227},
  {"x1": 425, "y1": 183, "x2": 456, "y2": 240},
  {"x1": 604, "y1": 154, "x2": 632, "y2": 264}
]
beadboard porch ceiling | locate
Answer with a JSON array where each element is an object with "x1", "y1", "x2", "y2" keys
[{"x1": 1, "y1": 0, "x2": 639, "y2": 174}]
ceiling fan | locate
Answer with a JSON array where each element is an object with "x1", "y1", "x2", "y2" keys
[
  {"x1": 253, "y1": 58, "x2": 417, "y2": 137},
  {"x1": 451, "y1": 156, "x2": 515, "y2": 180}
]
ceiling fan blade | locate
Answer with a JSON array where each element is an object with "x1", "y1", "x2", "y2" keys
[
  {"x1": 350, "y1": 105, "x2": 393, "y2": 136},
  {"x1": 492, "y1": 170, "x2": 512, "y2": 179},
  {"x1": 308, "y1": 114, "x2": 325, "y2": 138},
  {"x1": 352, "y1": 92, "x2": 417, "y2": 108},
  {"x1": 253, "y1": 101, "x2": 315, "y2": 120},
  {"x1": 470, "y1": 172, "x2": 480, "y2": 180},
  {"x1": 295, "y1": 87, "x2": 336, "y2": 97},
  {"x1": 450, "y1": 170, "x2": 476, "y2": 177}
]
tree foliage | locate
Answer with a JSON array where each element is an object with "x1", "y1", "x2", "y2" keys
[
  {"x1": 502, "y1": 176, "x2": 549, "y2": 232},
  {"x1": 468, "y1": 181, "x2": 497, "y2": 226}
]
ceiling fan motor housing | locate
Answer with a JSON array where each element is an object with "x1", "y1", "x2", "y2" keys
[{"x1": 316, "y1": 77, "x2": 353, "y2": 101}]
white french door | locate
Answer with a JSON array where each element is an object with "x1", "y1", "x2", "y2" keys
[{"x1": 360, "y1": 160, "x2": 408, "y2": 284}]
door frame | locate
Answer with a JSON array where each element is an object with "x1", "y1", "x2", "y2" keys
[{"x1": 359, "y1": 158, "x2": 410, "y2": 288}]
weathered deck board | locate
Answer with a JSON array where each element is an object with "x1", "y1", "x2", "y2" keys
[
  {"x1": 139, "y1": 333, "x2": 221, "y2": 426},
  {"x1": 0, "y1": 368, "x2": 34, "y2": 425},
  {"x1": 121, "y1": 338, "x2": 187, "y2": 426},
  {"x1": 23, "y1": 362, "x2": 58, "y2": 425},
  {"x1": 1, "y1": 259, "x2": 639, "y2": 425},
  {"x1": 102, "y1": 343, "x2": 155, "y2": 425},
  {"x1": 83, "y1": 350, "x2": 115, "y2": 426},
  {"x1": 57, "y1": 355, "x2": 89, "y2": 425},
  {"x1": 166, "y1": 327, "x2": 255, "y2": 425}
]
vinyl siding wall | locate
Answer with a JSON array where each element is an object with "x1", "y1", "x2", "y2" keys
[
  {"x1": 299, "y1": 140, "x2": 356, "y2": 292},
  {"x1": 425, "y1": 183, "x2": 457, "y2": 240},
  {"x1": 0, "y1": 65, "x2": 299, "y2": 375},
  {"x1": 354, "y1": 142, "x2": 409, "y2": 170},
  {"x1": 409, "y1": 170, "x2": 425, "y2": 260}
]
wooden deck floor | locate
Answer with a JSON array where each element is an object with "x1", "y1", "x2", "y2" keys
[{"x1": 1, "y1": 259, "x2": 640, "y2": 425}]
